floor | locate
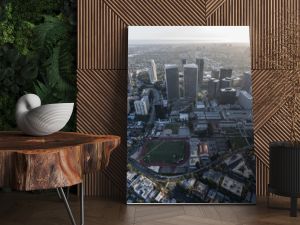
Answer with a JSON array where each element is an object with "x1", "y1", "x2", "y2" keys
[{"x1": 0, "y1": 192, "x2": 299, "y2": 225}]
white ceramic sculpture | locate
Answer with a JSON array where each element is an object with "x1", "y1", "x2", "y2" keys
[{"x1": 16, "y1": 94, "x2": 74, "y2": 136}]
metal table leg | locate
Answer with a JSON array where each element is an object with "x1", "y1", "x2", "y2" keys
[
  {"x1": 57, "y1": 183, "x2": 84, "y2": 225},
  {"x1": 57, "y1": 187, "x2": 70, "y2": 200}
]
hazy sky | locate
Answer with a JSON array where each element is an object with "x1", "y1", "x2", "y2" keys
[{"x1": 128, "y1": 26, "x2": 250, "y2": 43}]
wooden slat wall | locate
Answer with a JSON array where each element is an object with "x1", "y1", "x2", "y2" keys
[{"x1": 77, "y1": 0, "x2": 300, "y2": 200}]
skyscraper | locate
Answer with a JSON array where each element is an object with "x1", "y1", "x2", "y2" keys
[
  {"x1": 219, "y1": 88, "x2": 237, "y2": 104},
  {"x1": 207, "y1": 78, "x2": 219, "y2": 100},
  {"x1": 211, "y1": 70, "x2": 220, "y2": 79},
  {"x1": 221, "y1": 77, "x2": 232, "y2": 89},
  {"x1": 181, "y1": 59, "x2": 187, "y2": 72},
  {"x1": 243, "y1": 72, "x2": 252, "y2": 94},
  {"x1": 219, "y1": 69, "x2": 232, "y2": 95},
  {"x1": 232, "y1": 77, "x2": 242, "y2": 88},
  {"x1": 148, "y1": 59, "x2": 158, "y2": 84},
  {"x1": 196, "y1": 58, "x2": 204, "y2": 87},
  {"x1": 219, "y1": 68, "x2": 232, "y2": 80},
  {"x1": 184, "y1": 64, "x2": 198, "y2": 101},
  {"x1": 165, "y1": 64, "x2": 180, "y2": 101}
]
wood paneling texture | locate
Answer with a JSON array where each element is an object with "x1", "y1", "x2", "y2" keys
[{"x1": 77, "y1": 0, "x2": 300, "y2": 199}]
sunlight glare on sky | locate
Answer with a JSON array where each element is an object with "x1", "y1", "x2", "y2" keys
[{"x1": 128, "y1": 26, "x2": 250, "y2": 43}]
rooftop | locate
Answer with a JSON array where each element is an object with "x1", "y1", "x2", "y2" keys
[
  {"x1": 221, "y1": 87, "x2": 236, "y2": 92},
  {"x1": 184, "y1": 63, "x2": 198, "y2": 69},
  {"x1": 240, "y1": 90, "x2": 252, "y2": 99},
  {"x1": 221, "y1": 176, "x2": 244, "y2": 197},
  {"x1": 165, "y1": 64, "x2": 178, "y2": 69}
]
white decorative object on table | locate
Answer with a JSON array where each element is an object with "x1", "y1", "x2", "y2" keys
[{"x1": 16, "y1": 94, "x2": 74, "y2": 136}]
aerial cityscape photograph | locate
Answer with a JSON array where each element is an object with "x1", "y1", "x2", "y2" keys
[{"x1": 127, "y1": 26, "x2": 255, "y2": 204}]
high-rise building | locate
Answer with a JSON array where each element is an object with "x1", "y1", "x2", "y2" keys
[
  {"x1": 181, "y1": 59, "x2": 187, "y2": 72},
  {"x1": 239, "y1": 90, "x2": 252, "y2": 109},
  {"x1": 221, "y1": 77, "x2": 232, "y2": 89},
  {"x1": 134, "y1": 96, "x2": 150, "y2": 115},
  {"x1": 243, "y1": 72, "x2": 252, "y2": 93},
  {"x1": 155, "y1": 104, "x2": 167, "y2": 119},
  {"x1": 184, "y1": 64, "x2": 198, "y2": 101},
  {"x1": 220, "y1": 68, "x2": 232, "y2": 80},
  {"x1": 148, "y1": 59, "x2": 158, "y2": 84},
  {"x1": 207, "y1": 78, "x2": 219, "y2": 100},
  {"x1": 232, "y1": 77, "x2": 242, "y2": 88},
  {"x1": 219, "y1": 88, "x2": 237, "y2": 105},
  {"x1": 211, "y1": 70, "x2": 220, "y2": 79},
  {"x1": 196, "y1": 58, "x2": 204, "y2": 87},
  {"x1": 165, "y1": 64, "x2": 180, "y2": 101}
]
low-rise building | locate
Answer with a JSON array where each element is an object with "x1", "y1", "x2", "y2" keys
[
  {"x1": 219, "y1": 120, "x2": 237, "y2": 128},
  {"x1": 232, "y1": 160, "x2": 254, "y2": 179},
  {"x1": 206, "y1": 189, "x2": 217, "y2": 202},
  {"x1": 178, "y1": 127, "x2": 190, "y2": 136},
  {"x1": 223, "y1": 110, "x2": 252, "y2": 120},
  {"x1": 181, "y1": 178, "x2": 196, "y2": 189},
  {"x1": 195, "y1": 101, "x2": 205, "y2": 111},
  {"x1": 203, "y1": 169, "x2": 223, "y2": 184},
  {"x1": 194, "y1": 121, "x2": 208, "y2": 132},
  {"x1": 224, "y1": 153, "x2": 243, "y2": 166},
  {"x1": 193, "y1": 181, "x2": 208, "y2": 199},
  {"x1": 127, "y1": 171, "x2": 137, "y2": 187},
  {"x1": 243, "y1": 119, "x2": 253, "y2": 130},
  {"x1": 179, "y1": 113, "x2": 189, "y2": 121},
  {"x1": 199, "y1": 142, "x2": 209, "y2": 160},
  {"x1": 195, "y1": 111, "x2": 206, "y2": 120},
  {"x1": 132, "y1": 176, "x2": 156, "y2": 200},
  {"x1": 134, "y1": 96, "x2": 150, "y2": 115},
  {"x1": 221, "y1": 176, "x2": 244, "y2": 197},
  {"x1": 155, "y1": 191, "x2": 165, "y2": 202},
  {"x1": 213, "y1": 192, "x2": 225, "y2": 203},
  {"x1": 205, "y1": 111, "x2": 221, "y2": 120},
  {"x1": 189, "y1": 157, "x2": 200, "y2": 168}
]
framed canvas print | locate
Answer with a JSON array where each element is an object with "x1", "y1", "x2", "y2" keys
[{"x1": 127, "y1": 26, "x2": 255, "y2": 204}]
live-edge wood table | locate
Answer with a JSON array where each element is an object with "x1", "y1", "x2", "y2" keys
[{"x1": 0, "y1": 131, "x2": 121, "y2": 225}]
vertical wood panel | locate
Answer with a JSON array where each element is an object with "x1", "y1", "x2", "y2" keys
[
  {"x1": 77, "y1": 0, "x2": 300, "y2": 199},
  {"x1": 78, "y1": 0, "x2": 127, "y2": 70}
]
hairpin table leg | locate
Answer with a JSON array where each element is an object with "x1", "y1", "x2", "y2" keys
[{"x1": 57, "y1": 183, "x2": 84, "y2": 225}]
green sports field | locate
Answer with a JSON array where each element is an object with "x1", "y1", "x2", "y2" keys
[{"x1": 143, "y1": 140, "x2": 186, "y2": 164}]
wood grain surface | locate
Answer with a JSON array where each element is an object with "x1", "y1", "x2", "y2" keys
[
  {"x1": 77, "y1": 0, "x2": 300, "y2": 199},
  {"x1": 0, "y1": 132, "x2": 120, "y2": 191},
  {"x1": 0, "y1": 193, "x2": 300, "y2": 225}
]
